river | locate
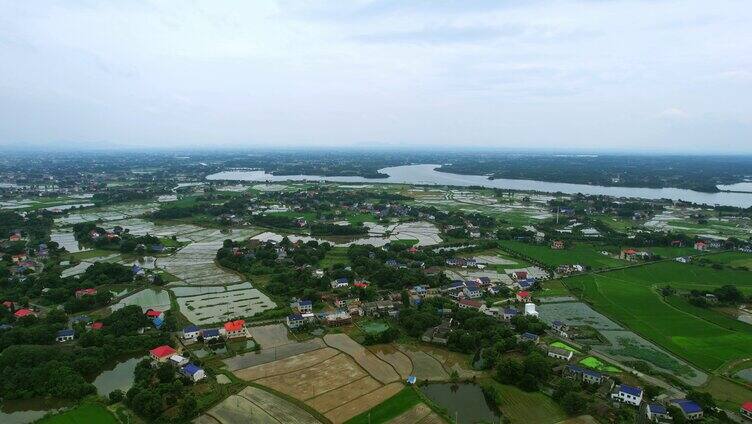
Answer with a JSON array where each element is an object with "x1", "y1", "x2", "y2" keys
[{"x1": 206, "y1": 164, "x2": 752, "y2": 208}]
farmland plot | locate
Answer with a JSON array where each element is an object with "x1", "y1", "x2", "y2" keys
[
  {"x1": 224, "y1": 338, "x2": 326, "y2": 371},
  {"x1": 323, "y1": 334, "x2": 399, "y2": 384},
  {"x1": 174, "y1": 282, "x2": 276, "y2": 324},
  {"x1": 197, "y1": 386, "x2": 320, "y2": 424},
  {"x1": 565, "y1": 260, "x2": 752, "y2": 372},
  {"x1": 111, "y1": 288, "x2": 171, "y2": 313}
]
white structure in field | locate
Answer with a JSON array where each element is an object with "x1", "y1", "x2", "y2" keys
[{"x1": 524, "y1": 303, "x2": 538, "y2": 317}]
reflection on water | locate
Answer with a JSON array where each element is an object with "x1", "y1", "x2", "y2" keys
[
  {"x1": 419, "y1": 383, "x2": 499, "y2": 424},
  {"x1": 89, "y1": 355, "x2": 147, "y2": 395},
  {"x1": 0, "y1": 398, "x2": 71, "y2": 424},
  {"x1": 207, "y1": 164, "x2": 752, "y2": 207}
]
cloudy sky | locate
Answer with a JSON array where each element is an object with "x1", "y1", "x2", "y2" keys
[{"x1": 1, "y1": 0, "x2": 751, "y2": 152}]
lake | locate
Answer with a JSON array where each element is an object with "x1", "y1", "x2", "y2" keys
[
  {"x1": 207, "y1": 164, "x2": 752, "y2": 207},
  {"x1": 89, "y1": 354, "x2": 147, "y2": 396},
  {"x1": 0, "y1": 398, "x2": 71, "y2": 424},
  {"x1": 419, "y1": 383, "x2": 499, "y2": 424}
]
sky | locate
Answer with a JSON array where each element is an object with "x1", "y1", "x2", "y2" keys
[{"x1": 1, "y1": 0, "x2": 751, "y2": 153}]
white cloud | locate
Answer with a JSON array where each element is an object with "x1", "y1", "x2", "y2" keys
[{"x1": 0, "y1": 0, "x2": 751, "y2": 151}]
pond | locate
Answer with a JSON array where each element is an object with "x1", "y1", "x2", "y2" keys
[
  {"x1": 89, "y1": 354, "x2": 147, "y2": 396},
  {"x1": 111, "y1": 288, "x2": 171, "y2": 313},
  {"x1": 735, "y1": 368, "x2": 752, "y2": 384},
  {"x1": 419, "y1": 383, "x2": 499, "y2": 424},
  {"x1": 0, "y1": 398, "x2": 71, "y2": 424},
  {"x1": 207, "y1": 164, "x2": 752, "y2": 208}
]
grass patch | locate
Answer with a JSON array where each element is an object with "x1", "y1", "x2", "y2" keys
[
  {"x1": 550, "y1": 341, "x2": 580, "y2": 353},
  {"x1": 319, "y1": 247, "x2": 350, "y2": 268},
  {"x1": 579, "y1": 356, "x2": 620, "y2": 373},
  {"x1": 344, "y1": 386, "x2": 421, "y2": 424},
  {"x1": 501, "y1": 241, "x2": 626, "y2": 270},
  {"x1": 701, "y1": 376, "x2": 752, "y2": 411},
  {"x1": 538, "y1": 280, "x2": 571, "y2": 297},
  {"x1": 37, "y1": 402, "x2": 118, "y2": 424}
]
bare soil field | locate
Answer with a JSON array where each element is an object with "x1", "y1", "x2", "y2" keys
[
  {"x1": 224, "y1": 338, "x2": 326, "y2": 371},
  {"x1": 250, "y1": 323, "x2": 295, "y2": 348},
  {"x1": 323, "y1": 382, "x2": 403, "y2": 423},
  {"x1": 385, "y1": 403, "x2": 432, "y2": 424},
  {"x1": 234, "y1": 347, "x2": 339, "y2": 380},
  {"x1": 256, "y1": 353, "x2": 367, "y2": 400},
  {"x1": 196, "y1": 386, "x2": 321, "y2": 424},
  {"x1": 396, "y1": 346, "x2": 448, "y2": 381},
  {"x1": 324, "y1": 334, "x2": 399, "y2": 384},
  {"x1": 369, "y1": 345, "x2": 413, "y2": 379},
  {"x1": 306, "y1": 376, "x2": 382, "y2": 412}
]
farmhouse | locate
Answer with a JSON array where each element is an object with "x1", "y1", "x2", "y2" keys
[
  {"x1": 90, "y1": 322, "x2": 104, "y2": 330},
  {"x1": 201, "y1": 328, "x2": 221, "y2": 341},
  {"x1": 694, "y1": 241, "x2": 707, "y2": 251},
  {"x1": 520, "y1": 332, "x2": 540, "y2": 344},
  {"x1": 56, "y1": 329, "x2": 75, "y2": 342},
  {"x1": 502, "y1": 308, "x2": 519, "y2": 321},
  {"x1": 552, "y1": 240, "x2": 565, "y2": 249},
  {"x1": 181, "y1": 363, "x2": 206, "y2": 382},
  {"x1": 669, "y1": 399, "x2": 703, "y2": 420},
  {"x1": 646, "y1": 404, "x2": 670, "y2": 422},
  {"x1": 422, "y1": 319, "x2": 452, "y2": 345},
  {"x1": 75, "y1": 288, "x2": 97, "y2": 298},
  {"x1": 547, "y1": 346, "x2": 573, "y2": 361},
  {"x1": 675, "y1": 256, "x2": 691, "y2": 263},
  {"x1": 223, "y1": 320, "x2": 247, "y2": 338},
  {"x1": 286, "y1": 313, "x2": 304, "y2": 329},
  {"x1": 291, "y1": 299, "x2": 313, "y2": 314},
  {"x1": 564, "y1": 365, "x2": 605, "y2": 385},
  {"x1": 182, "y1": 325, "x2": 200, "y2": 340},
  {"x1": 513, "y1": 271, "x2": 528, "y2": 280},
  {"x1": 740, "y1": 402, "x2": 752, "y2": 420},
  {"x1": 457, "y1": 299, "x2": 484, "y2": 310},
  {"x1": 552, "y1": 320, "x2": 569, "y2": 337},
  {"x1": 330, "y1": 277, "x2": 349, "y2": 289},
  {"x1": 324, "y1": 310, "x2": 352, "y2": 326},
  {"x1": 462, "y1": 282, "x2": 482, "y2": 299},
  {"x1": 150, "y1": 345, "x2": 177, "y2": 362},
  {"x1": 611, "y1": 384, "x2": 643, "y2": 406},
  {"x1": 516, "y1": 291, "x2": 531, "y2": 302},
  {"x1": 169, "y1": 354, "x2": 189, "y2": 367},
  {"x1": 14, "y1": 308, "x2": 36, "y2": 318},
  {"x1": 620, "y1": 249, "x2": 651, "y2": 261},
  {"x1": 524, "y1": 303, "x2": 538, "y2": 317}
]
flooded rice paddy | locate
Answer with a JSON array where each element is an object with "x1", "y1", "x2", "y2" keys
[
  {"x1": 111, "y1": 288, "x2": 171, "y2": 313},
  {"x1": 174, "y1": 282, "x2": 275, "y2": 323},
  {"x1": 419, "y1": 383, "x2": 500, "y2": 424}
]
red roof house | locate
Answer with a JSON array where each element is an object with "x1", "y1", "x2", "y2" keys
[
  {"x1": 407, "y1": 246, "x2": 418, "y2": 254},
  {"x1": 458, "y1": 299, "x2": 483, "y2": 310},
  {"x1": 741, "y1": 402, "x2": 752, "y2": 419},
  {"x1": 91, "y1": 322, "x2": 104, "y2": 330},
  {"x1": 516, "y1": 291, "x2": 531, "y2": 302},
  {"x1": 14, "y1": 308, "x2": 35, "y2": 318},
  {"x1": 354, "y1": 281, "x2": 369, "y2": 288},
  {"x1": 145, "y1": 310, "x2": 163, "y2": 318},
  {"x1": 75, "y1": 288, "x2": 97, "y2": 298},
  {"x1": 694, "y1": 241, "x2": 707, "y2": 251},
  {"x1": 2, "y1": 301, "x2": 13, "y2": 310},
  {"x1": 223, "y1": 320, "x2": 246, "y2": 338},
  {"x1": 149, "y1": 345, "x2": 177, "y2": 362}
]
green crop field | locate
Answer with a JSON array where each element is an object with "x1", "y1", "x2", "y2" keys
[
  {"x1": 345, "y1": 387, "x2": 421, "y2": 424},
  {"x1": 579, "y1": 356, "x2": 620, "y2": 373},
  {"x1": 501, "y1": 241, "x2": 627, "y2": 270},
  {"x1": 37, "y1": 403, "x2": 118, "y2": 424},
  {"x1": 564, "y1": 259, "x2": 752, "y2": 371},
  {"x1": 550, "y1": 341, "x2": 580, "y2": 353},
  {"x1": 494, "y1": 382, "x2": 566, "y2": 424}
]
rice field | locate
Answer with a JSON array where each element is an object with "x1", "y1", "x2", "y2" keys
[
  {"x1": 174, "y1": 282, "x2": 276, "y2": 324},
  {"x1": 564, "y1": 259, "x2": 752, "y2": 372},
  {"x1": 197, "y1": 386, "x2": 321, "y2": 424}
]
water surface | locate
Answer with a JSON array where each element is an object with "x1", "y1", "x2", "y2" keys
[
  {"x1": 419, "y1": 383, "x2": 499, "y2": 424},
  {"x1": 207, "y1": 164, "x2": 752, "y2": 207}
]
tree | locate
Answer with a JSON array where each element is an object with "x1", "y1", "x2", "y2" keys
[
  {"x1": 179, "y1": 394, "x2": 198, "y2": 419},
  {"x1": 495, "y1": 358, "x2": 523, "y2": 384},
  {"x1": 109, "y1": 389, "x2": 125, "y2": 404},
  {"x1": 561, "y1": 391, "x2": 587, "y2": 415}
]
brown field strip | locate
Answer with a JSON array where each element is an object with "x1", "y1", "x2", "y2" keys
[
  {"x1": 324, "y1": 334, "x2": 399, "y2": 383},
  {"x1": 256, "y1": 353, "x2": 367, "y2": 400},
  {"x1": 370, "y1": 345, "x2": 413, "y2": 379},
  {"x1": 234, "y1": 347, "x2": 339, "y2": 380},
  {"x1": 324, "y1": 382, "x2": 404, "y2": 423},
  {"x1": 204, "y1": 394, "x2": 279, "y2": 424},
  {"x1": 396, "y1": 347, "x2": 448, "y2": 381},
  {"x1": 417, "y1": 412, "x2": 446, "y2": 424},
  {"x1": 306, "y1": 376, "x2": 383, "y2": 413},
  {"x1": 239, "y1": 386, "x2": 321, "y2": 424},
  {"x1": 385, "y1": 403, "x2": 432, "y2": 424}
]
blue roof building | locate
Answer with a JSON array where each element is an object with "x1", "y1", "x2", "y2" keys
[
  {"x1": 671, "y1": 399, "x2": 703, "y2": 416},
  {"x1": 618, "y1": 384, "x2": 643, "y2": 397},
  {"x1": 202, "y1": 328, "x2": 220, "y2": 338},
  {"x1": 57, "y1": 329, "x2": 75, "y2": 337},
  {"x1": 183, "y1": 325, "x2": 200, "y2": 333}
]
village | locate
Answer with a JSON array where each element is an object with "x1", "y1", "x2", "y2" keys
[{"x1": 1, "y1": 161, "x2": 752, "y2": 424}]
